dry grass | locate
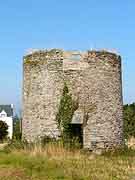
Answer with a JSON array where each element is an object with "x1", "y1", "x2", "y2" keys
[
  {"x1": 0, "y1": 167, "x2": 29, "y2": 180},
  {"x1": 127, "y1": 137, "x2": 135, "y2": 149},
  {"x1": 0, "y1": 143, "x2": 7, "y2": 150},
  {"x1": 0, "y1": 141, "x2": 135, "y2": 180},
  {"x1": 20, "y1": 141, "x2": 82, "y2": 160}
]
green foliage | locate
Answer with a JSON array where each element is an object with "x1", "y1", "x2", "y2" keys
[
  {"x1": 4, "y1": 140, "x2": 29, "y2": 153},
  {"x1": 24, "y1": 59, "x2": 39, "y2": 66},
  {"x1": 13, "y1": 115, "x2": 22, "y2": 140},
  {"x1": 40, "y1": 135, "x2": 56, "y2": 147},
  {"x1": 102, "y1": 146, "x2": 135, "y2": 157},
  {"x1": 124, "y1": 103, "x2": 135, "y2": 139},
  {"x1": 56, "y1": 83, "x2": 78, "y2": 140},
  {"x1": 0, "y1": 120, "x2": 8, "y2": 141},
  {"x1": 49, "y1": 48, "x2": 63, "y2": 55}
]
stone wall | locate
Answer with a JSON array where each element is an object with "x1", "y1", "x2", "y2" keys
[
  {"x1": 83, "y1": 51, "x2": 123, "y2": 150},
  {"x1": 22, "y1": 50, "x2": 64, "y2": 141},
  {"x1": 22, "y1": 49, "x2": 124, "y2": 150}
]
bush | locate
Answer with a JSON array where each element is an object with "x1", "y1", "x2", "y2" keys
[
  {"x1": 4, "y1": 139, "x2": 29, "y2": 153},
  {"x1": 13, "y1": 115, "x2": 22, "y2": 140},
  {"x1": 40, "y1": 135, "x2": 56, "y2": 147},
  {"x1": 102, "y1": 146, "x2": 135, "y2": 157},
  {"x1": 0, "y1": 120, "x2": 8, "y2": 142}
]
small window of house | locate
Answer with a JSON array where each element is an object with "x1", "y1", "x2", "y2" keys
[{"x1": 1, "y1": 114, "x2": 6, "y2": 117}]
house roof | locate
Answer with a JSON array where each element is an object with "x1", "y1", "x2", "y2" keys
[{"x1": 0, "y1": 105, "x2": 13, "y2": 117}]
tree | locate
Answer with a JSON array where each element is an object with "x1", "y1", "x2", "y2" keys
[
  {"x1": 13, "y1": 115, "x2": 22, "y2": 140},
  {"x1": 0, "y1": 120, "x2": 8, "y2": 141},
  {"x1": 123, "y1": 103, "x2": 135, "y2": 139},
  {"x1": 56, "y1": 83, "x2": 78, "y2": 140}
]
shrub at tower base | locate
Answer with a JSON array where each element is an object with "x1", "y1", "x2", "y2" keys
[{"x1": 56, "y1": 83, "x2": 78, "y2": 144}]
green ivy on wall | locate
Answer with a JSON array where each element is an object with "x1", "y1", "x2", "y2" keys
[{"x1": 56, "y1": 82, "x2": 78, "y2": 140}]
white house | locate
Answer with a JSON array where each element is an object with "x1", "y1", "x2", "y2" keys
[{"x1": 0, "y1": 105, "x2": 13, "y2": 139}]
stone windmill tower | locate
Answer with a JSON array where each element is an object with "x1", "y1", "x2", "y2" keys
[{"x1": 22, "y1": 49, "x2": 124, "y2": 151}]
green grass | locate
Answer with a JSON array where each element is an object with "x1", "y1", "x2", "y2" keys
[{"x1": 0, "y1": 142, "x2": 135, "y2": 180}]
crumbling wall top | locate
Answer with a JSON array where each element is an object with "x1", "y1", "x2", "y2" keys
[
  {"x1": 87, "y1": 50, "x2": 120, "y2": 59},
  {"x1": 24, "y1": 49, "x2": 63, "y2": 57},
  {"x1": 23, "y1": 49, "x2": 64, "y2": 65},
  {"x1": 23, "y1": 49, "x2": 121, "y2": 66}
]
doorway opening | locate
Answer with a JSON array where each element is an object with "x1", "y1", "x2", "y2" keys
[{"x1": 70, "y1": 124, "x2": 83, "y2": 146}]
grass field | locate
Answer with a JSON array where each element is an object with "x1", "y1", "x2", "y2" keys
[{"x1": 0, "y1": 142, "x2": 135, "y2": 180}]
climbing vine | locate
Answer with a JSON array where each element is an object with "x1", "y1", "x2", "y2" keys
[{"x1": 56, "y1": 83, "x2": 78, "y2": 140}]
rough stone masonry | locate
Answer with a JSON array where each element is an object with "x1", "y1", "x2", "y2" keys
[{"x1": 22, "y1": 49, "x2": 124, "y2": 150}]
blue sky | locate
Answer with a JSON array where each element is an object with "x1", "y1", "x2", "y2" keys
[{"x1": 0, "y1": 0, "x2": 135, "y2": 113}]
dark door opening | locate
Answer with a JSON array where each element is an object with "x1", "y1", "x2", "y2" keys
[{"x1": 69, "y1": 124, "x2": 83, "y2": 146}]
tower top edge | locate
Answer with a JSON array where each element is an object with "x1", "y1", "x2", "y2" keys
[
  {"x1": 23, "y1": 48, "x2": 121, "y2": 61},
  {"x1": 23, "y1": 48, "x2": 120, "y2": 58}
]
